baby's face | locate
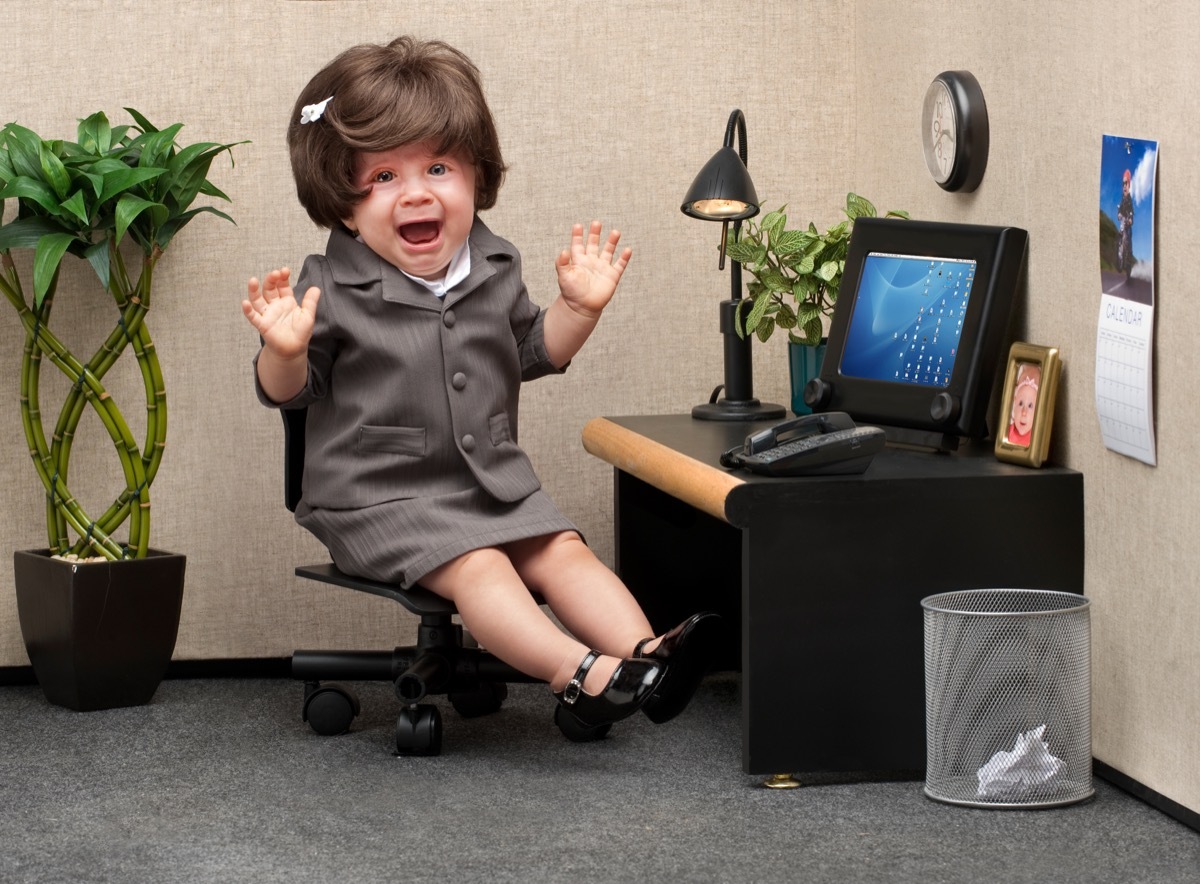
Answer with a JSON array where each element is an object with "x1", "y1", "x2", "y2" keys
[
  {"x1": 343, "y1": 141, "x2": 477, "y2": 281},
  {"x1": 1012, "y1": 385, "x2": 1038, "y2": 436}
]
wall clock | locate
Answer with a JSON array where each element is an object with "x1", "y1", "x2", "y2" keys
[{"x1": 921, "y1": 70, "x2": 989, "y2": 193}]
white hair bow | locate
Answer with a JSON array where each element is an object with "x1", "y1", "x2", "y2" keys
[{"x1": 300, "y1": 97, "x2": 333, "y2": 125}]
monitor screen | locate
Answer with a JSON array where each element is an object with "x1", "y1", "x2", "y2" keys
[
  {"x1": 806, "y1": 218, "x2": 1028, "y2": 446},
  {"x1": 840, "y1": 252, "x2": 977, "y2": 388}
]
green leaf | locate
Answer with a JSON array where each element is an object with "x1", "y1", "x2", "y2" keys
[
  {"x1": 60, "y1": 189, "x2": 90, "y2": 225},
  {"x1": 760, "y1": 269, "x2": 790, "y2": 294},
  {"x1": 755, "y1": 315, "x2": 776, "y2": 343},
  {"x1": 154, "y1": 204, "x2": 236, "y2": 249},
  {"x1": 792, "y1": 254, "x2": 816, "y2": 275},
  {"x1": 725, "y1": 238, "x2": 759, "y2": 265},
  {"x1": 115, "y1": 193, "x2": 166, "y2": 247},
  {"x1": 123, "y1": 107, "x2": 158, "y2": 134},
  {"x1": 733, "y1": 298, "x2": 753, "y2": 339},
  {"x1": 0, "y1": 176, "x2": 64, "y2": 215},
  {"x1": 76, "y1": 111, "x2": 113, "y2": 155},
  {"x1": 2, "y1": 125, "x2": 45, "y2": 180},
  {"x1": 98, "y1": 166, "x2": 167, "y2": 205},
  {"x1": 761, "y1": 210, "x2": 786, "y2": 243},
  {"x1": 846, "y1": 193, "x2": 876, "y2": 219},
  {"x1": 132, "y1": 124, "x2": 184, "y2": 174},
  {"x1": 772, "y1": 229, "x2": 806, "y2": 257},
  {"x1": 32, "y1": 232, "x2": 76, "y2": 305},
  {"x1": 0, "y1": 215, "x2": 65, "y2": 250},
  {"x1": 796, "y1": 302, "x2": 823, "y2": 326},
  {"x1": 38, "y1": 144, "x2": 72, "y2": 199},
  {"x1": 198, "y1": 178, "x2": 232, "y2": 202},
  {"x1": 815, "y1": 261, "x2": 839, "y2": 283},
  {"x1": 163, "y1": 141, "x2": 241, "y2": 205},
  {"x1": 801, "y1": 315, "x2": 823, "y2": 344},
  {"x1": 776, "y1": 303, "x2": 797, "y2": 329},
  {"x1": 793, "y1": 275, "x2": 818, "y2": 300},
  {"x1": 744, "y1": 290, "x2": 771, "y2": 333},
  {"x1": 83, "y1": 239, "x2": 111, "y2": 289}
]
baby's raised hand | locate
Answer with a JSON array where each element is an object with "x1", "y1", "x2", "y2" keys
[
  {"x1": 554, "y1": 221, "x2": 632, "y2": 318},
  {"x1": 242, "y1": 268, "x2": 321, "y2": 360}
]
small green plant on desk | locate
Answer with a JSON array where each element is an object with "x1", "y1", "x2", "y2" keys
[{"x1": 725, "y1": 192, "x2": 909, "y2": 346}]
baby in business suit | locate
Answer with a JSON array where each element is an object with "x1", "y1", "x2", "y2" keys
[{"x1": 242, "y1": 36, "x2": 717, "y2": 732}]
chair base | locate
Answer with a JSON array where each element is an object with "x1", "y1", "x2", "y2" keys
[{"x1": 291, "y1": 562, "x2": 607, "y2": 754}]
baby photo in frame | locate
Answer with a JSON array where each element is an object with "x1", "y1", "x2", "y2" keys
[{"x1": 995, "y1": 342, "x2": 1062, "y2": 468}]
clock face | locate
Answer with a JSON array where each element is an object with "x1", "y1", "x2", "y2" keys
[
  {"x1": 920, "y1": 70, "x2": 989, "y2": 192},
  {"x1": 922, "y1": 79, "x2": 957, "y2": 185}
]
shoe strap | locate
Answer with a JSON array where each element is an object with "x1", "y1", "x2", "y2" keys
[
  {"x1": 561, "y1": 649, "x2": 601, "y2": 705},
  {"x1": 632, "y1": 637, "x2": 653, "y2": 658}
]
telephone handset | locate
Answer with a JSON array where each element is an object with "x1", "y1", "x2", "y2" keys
[{"x1": 720, "y1": 411, "x2": 886, "y2": 477}]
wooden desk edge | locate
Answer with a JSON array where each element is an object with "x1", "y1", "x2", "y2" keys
[{"x1": 581, "y1": 417, "x2": 741, "y2": 524}]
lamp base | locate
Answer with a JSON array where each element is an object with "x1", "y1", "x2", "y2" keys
[{"x1": 692, "y1": 397, "x2": 786, "y2": 422}]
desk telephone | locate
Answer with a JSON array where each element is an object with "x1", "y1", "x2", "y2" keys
[{"x1": 720, "y1": 411, "x2": 886, "y2": 476}]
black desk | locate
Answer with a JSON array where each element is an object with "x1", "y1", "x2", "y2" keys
[{"x1": 582, "y1": 415, "x2": 1085, "y2": 776}]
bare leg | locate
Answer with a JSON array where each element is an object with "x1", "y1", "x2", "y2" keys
[
  {"x1": 419, "y1": 545, "x2": 620, "y2": 694},
  {"x1": 508, "y1": 532, "x2": 720, "y2": 725},
  {"x1": 505, "y1": 532, "x2": 655, "y2": 657}
]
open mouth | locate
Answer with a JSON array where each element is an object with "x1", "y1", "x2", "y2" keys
[{"x1": 399, "y1": 221, "x2": 442, "y2": 245}]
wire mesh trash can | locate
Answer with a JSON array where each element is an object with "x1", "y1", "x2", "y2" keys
[{"x1": 922, "y1": 589, "x2": 1093, "y2": 809}]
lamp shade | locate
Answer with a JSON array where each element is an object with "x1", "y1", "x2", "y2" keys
[{"x1": 681, "y1": 146, "x2": 760, "y2": 221}]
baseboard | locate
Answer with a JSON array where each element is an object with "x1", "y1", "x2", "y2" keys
[
  {"x1": 1094, "y1": 760, "x2": 1200, "y2": 834},
  {"x1": 0, "y1": 665, "x2": 34, "y2": 686},
  {"x1": 0, "y1": 657, "x2": 291, "y2": 686}
]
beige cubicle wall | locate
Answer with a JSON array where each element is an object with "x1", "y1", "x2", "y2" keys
[{"x1": 0, "y1": 1, "x2": 1195, "y2": 819}]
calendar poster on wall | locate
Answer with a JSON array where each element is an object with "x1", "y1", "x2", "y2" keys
[{"x1": 1096, "y1": 135, "x2": 1158, "y2": 466}]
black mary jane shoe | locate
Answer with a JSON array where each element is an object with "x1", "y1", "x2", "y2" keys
[
  {"x1": 633, "y1": 612, "x2": 721, "y2": 724},
  {"x1": 552, "y1": 650, "x2": 664, "y2": 729}
]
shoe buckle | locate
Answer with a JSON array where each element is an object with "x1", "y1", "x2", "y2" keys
[{"x1": 562, "y1": 678, "x2": 582, "y2": 705}]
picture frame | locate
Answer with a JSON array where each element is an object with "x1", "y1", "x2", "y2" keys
[{"x1": 994, "y1": 342, "x2": 1062, "y2": 468}]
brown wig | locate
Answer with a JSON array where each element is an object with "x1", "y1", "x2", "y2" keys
[{"x1": 287, "y1": 36, "x2": 507, "y2": 228}]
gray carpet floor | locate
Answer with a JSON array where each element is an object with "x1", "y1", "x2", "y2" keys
[{"x1": 1, "y1": 673, "x2": 1197, "y2": 884}]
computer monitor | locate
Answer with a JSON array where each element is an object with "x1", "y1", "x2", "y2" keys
[{"x1": 804, "y1": 217, "x2": 1028, "y2": 449}]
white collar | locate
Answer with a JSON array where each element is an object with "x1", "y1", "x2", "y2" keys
[{"x1": 400, "y1": 240, "x2": 472, "y2": 299}]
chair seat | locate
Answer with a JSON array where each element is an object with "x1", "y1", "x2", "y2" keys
[{"x1": 295, "y1": 563, "x2": 457, "y2": 617}]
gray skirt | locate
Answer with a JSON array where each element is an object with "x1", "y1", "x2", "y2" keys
[{"x1": 294, "y1": 487, "x2": 578, "y2": 589}]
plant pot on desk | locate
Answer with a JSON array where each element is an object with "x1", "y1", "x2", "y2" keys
[
  {"x1": 13, "y1": 549, "x2": 186, "y2": 711},
  {"x1": 788, "y1": 339, "x2": 826, "y2": 416}
]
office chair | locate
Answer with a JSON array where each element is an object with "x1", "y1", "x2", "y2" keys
[{"x1": 283, "y1": 407, "x2": 609, "y2": 755}]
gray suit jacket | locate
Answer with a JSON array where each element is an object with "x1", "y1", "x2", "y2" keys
[{"x1": 257, "y1": 219, "x2": 564, "y2": 510}]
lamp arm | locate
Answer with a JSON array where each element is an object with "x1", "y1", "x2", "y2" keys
[
  {"x1": 724, "y1": 109, "x2": 749, "y2": 167},
  {"x1": 716, "y1": 109, "x2": 749, "y2": 276}
]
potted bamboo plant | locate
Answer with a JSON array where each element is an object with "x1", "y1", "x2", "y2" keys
[
  {"x1": 0, "y1": 109, "x2": 242, "y2": 710},
  {"x1": 725, "y1": 193, "x2": 908, "y2": 413}
]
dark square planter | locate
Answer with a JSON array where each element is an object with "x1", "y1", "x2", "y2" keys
[{"x1": 13, "y1": 548, "x2": 186, "y2": 711}]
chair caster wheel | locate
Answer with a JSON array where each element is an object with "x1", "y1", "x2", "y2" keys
[
  {"x1": 450, "y1": 681, "x2": 508, "y2": 718},
  {"x1": 553, "y1": 704, "x2": 613, "y2": 743},
  {"x1": 396, "y1": 704, "x2": 443, "y2": 756},
  {"x1": 303, "y1": 683, "x2": 360, "y2": 736}
]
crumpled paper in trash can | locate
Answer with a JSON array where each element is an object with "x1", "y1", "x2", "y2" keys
[{"x1": 976, "y1": 725, "x2": 1063, "y2": 798}]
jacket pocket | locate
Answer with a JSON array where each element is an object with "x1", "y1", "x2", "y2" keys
[
  {"x1": 488, "y1": 412, "x2": 512, "y2": 446},
  {"x1": 357, "y1": 425, "x2": 426, "y2": 456}
]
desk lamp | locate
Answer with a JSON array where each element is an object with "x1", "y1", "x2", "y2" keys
[{"x1": 681, "y1": 109, "x2": 786, "y2": 421}]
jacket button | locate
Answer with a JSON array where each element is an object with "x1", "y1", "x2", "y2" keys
[
  {"x1": 443, "y1": 310, "x2": 456, "y2": 328},
  {"x1": 461, "y1": 434, "x2": 476, "y2": 451},
  {"x1": 452, "y1": 372, "x2": 467, "y2": 390}
]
